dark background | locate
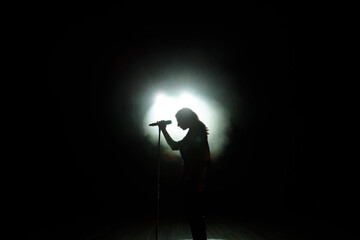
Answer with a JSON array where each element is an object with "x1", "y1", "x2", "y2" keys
[{"x1": 11, "y1": 2, "x2": 355, "y2": 239}]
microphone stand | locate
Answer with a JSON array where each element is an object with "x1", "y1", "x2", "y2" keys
[
  {"x1": 149, "y1": 121, "x2": 170, "y2": 240},
  {"x1": 156, "y1": 127, "x2": 161, "y2": 240}
]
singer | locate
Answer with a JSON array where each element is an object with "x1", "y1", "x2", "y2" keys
[{"x1": 158, "y1": 108, "x2": 210, "y2": 240}]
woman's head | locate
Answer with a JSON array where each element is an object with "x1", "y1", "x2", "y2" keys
[
  {"x1": 175, "y1": 108, "x2": 210, "y2": 136},
  {"x1": 175, "y1": 108, "x2": 199, "y2": 130}
]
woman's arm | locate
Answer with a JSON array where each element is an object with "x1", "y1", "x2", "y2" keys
[{"x1": 158, "y1": 121, "x2": 179, "y2": 150}]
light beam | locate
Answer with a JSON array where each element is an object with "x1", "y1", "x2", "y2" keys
[{"x1": 145, "y1": 91, "x2": 230, "y2": 161}]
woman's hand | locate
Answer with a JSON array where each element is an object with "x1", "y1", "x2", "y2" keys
[{"x1": 157, "y1": 120, "x2": 168, "y2": 131}]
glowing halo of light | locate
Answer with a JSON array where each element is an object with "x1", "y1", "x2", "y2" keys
[{"x1": 144, "y1": 91, "x2": 230, "y2": 161}]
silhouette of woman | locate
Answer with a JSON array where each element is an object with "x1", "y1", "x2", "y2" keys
[{"x1": 158, "y1": 108, "x2": 210, "y2": 240}]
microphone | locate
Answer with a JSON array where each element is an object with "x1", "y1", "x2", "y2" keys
[{"x1": 149, "y1": 120, "x2": 172, "y2": 127}]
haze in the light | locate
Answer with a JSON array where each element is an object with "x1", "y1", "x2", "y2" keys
[
  {"x1": 144, "y1": 91, "x2": 231, "y2": 161},
  {"x1": 112, "y1": 48, "x2": 244, "y2": 161}
]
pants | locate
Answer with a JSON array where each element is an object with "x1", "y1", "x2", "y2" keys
[{"x1": 183, "y1": 177, "x2": 207, "y2": 240}]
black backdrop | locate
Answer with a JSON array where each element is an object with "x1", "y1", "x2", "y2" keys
[{"x1": 11, "y1": 2, "x2": 355, "y2": 238}]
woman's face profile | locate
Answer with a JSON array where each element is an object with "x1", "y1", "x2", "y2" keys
[{"x1": 176, "y1": 117, "x2": 188, "y2": 130}]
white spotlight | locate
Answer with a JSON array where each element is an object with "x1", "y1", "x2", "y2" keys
[{"x1": 145, "y1": 91, "x2": 230, "y2": 160}]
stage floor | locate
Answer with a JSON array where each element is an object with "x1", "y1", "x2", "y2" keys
[
  {"x1": 27, "y1": 213, "x2": 354, "y2": 240},
  {"x1": 85, "y1": 216, "x2": 271, "y2": 240}
]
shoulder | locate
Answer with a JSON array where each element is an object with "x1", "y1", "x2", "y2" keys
[
  {"x1": 188, "y1": 123, "x2": 207, "y2": 142},
  {"x1": 193, "y1": 122, "x2": 207, "y2": 136}
]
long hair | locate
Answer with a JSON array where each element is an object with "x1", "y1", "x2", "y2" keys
[{"x1": 175, "y1": 108, "x2": 209, "y2": 135}]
